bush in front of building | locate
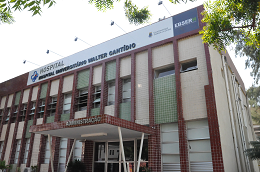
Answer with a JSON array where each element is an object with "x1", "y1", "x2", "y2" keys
[{"x1": 67, "y1": 159, "x2": 85, "y2": 172}]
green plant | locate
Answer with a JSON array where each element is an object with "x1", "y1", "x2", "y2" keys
[
  {"x1": 0, "y1": 160, "x2": 12, "y2": 170},
  {"x1": 67, "y1": 159, "x2": 85, "y2": 172},
  {"x1": 31, "y1": 165, "x2": 38, "y2": 172},
  {"x1": 139, "y1": 166, "x2": 151, "y2": 172},
  {"x1": 16, "y1": 167, "x2": 21, "y2": 172}
]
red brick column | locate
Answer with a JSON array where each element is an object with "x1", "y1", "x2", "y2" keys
[
  {"x1": 130, "y1": 53, "x2": 136, "y2": 122},
  {"x1": 203, "y1": 44, "x2": 224, "y2": 171},
  {"x1": 100, "y1": 62, "x2": 107, "y2": 115},
  {"x1": 83, "y1": 140, "x2": 93, "y2": 172},
  {"x1": 114, "y1": 57, "x2": 121, "y2": 118},
  {"x1": 87, "y1": 67, "x2": 94, "y2": 117},
  {"x1": 173, "y1": 39, "x2": 190, "y2": 172}
]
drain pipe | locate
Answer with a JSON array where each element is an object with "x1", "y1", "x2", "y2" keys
[
  {"x1": 222, "y1": 55, "x2": 242, "y2": 172},
  {"x1": 231, "y1": 75, "x2": 250, "y2": 172}
]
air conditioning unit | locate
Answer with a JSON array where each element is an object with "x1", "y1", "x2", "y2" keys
[{"x1": 23, "y1": 167, "x2": 31, "y2": 172}]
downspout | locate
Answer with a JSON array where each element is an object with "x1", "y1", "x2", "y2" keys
[
  {"x1": 231, "y1": 75, "x2": 250, "y2": 172},
  {"x1": 238, "y1": 85, "x2": 252, "y2": 172},
  {"x1": 222, "y1": 55, "x2": 242, "y2": 172}
]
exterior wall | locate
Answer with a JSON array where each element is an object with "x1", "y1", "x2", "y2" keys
[
  {"x1": 30, "y1": 134, "x2": 41, "y2": 166},
  {"x1": 7, "y1": 94, "x2": 13, "y2": 107},
  {"x1": 0, "y1": 124, "x2": 7, "y2": 141},
  {"x1": 152, "y1": 43, "x2": 174, "y2": 69},
  {"x1": 120, "y1": 56, "x2": 131, "y2": 78},
  {"x1": 93, "y1": 65, "x2": 102, "y2": 85},
  {"x1": 135, "y1": 51, "x2": 149, "y2": 125},
  {"x1": 50, "y1": 79, "x2": 60, "y2": 96},
  {"x1": 22, "y1": 89, "x2": 30, "y2": 103},
  {"x1": 178, "y1": 35, "x2": 209, "y2": 120},
  {"x1": 63, "y1": 74, "x2": 74, "y2": 93},
  {"x1": 209, "y1": 45, "x2": 238, "y2": 172},
  {"x1": 31, "y1": 86, "x2": 38, "y2": 101},
  {"x1": 16, "y1": 121, "x2": 25, "y2": 139},
  {"x1": 75, "y1": 110, "x2": 87, "y2": 119},
  {"x1": 4, "y1": 123, "x2": 15, "y2": 163},
  {"x1": 0, "y1": 96, "x2": 6, "y2": 109},
  {"x1": 104, "y1": 105, "x2": 114, "y2": 116}
]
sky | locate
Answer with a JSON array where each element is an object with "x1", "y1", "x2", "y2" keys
[{"x1": 0, "y1": 0, "x2": 255, "y2": 89}]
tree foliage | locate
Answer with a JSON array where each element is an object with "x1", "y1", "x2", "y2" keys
[
  {"x1": 0, "y1": 6, "x2": 14, "y2": 24},
  {"x1": 246, "y1": 138, "x2": 260, "y2": 160},
  {"x1": 247, "y1": 85, "x2": 260, "y2": 124},
  {"x1": 200, "y1": 0, "x2": 260, "y2": 83}
]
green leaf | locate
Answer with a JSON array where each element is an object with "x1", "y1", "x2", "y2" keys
[
  {"x1": 10, "y1": 0, "x2": 16, "y2": 2},
  {"x1": 0, "y1": 0, "x2": 5, "y2": 2}
]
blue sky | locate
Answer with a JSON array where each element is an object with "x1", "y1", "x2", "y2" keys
[{"x1": 0, "y1": 0, "x2": 254, "y2": 89}]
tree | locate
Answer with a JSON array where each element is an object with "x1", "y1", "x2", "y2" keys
[
  {"x1": 199, "y1": 0, "x2": 260, "y2": 83},
  {"x1": 246, "y1": 138, "x2": 260, "y2": 160},
  {"x1": 0, "y1": 0, "x2": 195, "y2": 25},
  {"x1": 0, "y1": 6, "x2": 14, "y2": 24},
  {"x1": 246, "y1": 85, "x2": 260, "y2": 124}
]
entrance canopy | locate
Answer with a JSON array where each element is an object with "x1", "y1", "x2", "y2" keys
[{"x1": 29, "y1": 114, "x2": 155, "y2": 141}]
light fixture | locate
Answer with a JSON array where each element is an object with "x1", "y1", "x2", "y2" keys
[
  {"x1": 158, "y1": 0, "x2": 171, "y2": 16},
  {"x1": 81, "y1": 133, "x2": 107, "y2": 137},
  {"x1": 111, "y1": 20, "x2": 126, "y2": 33},
  {"x1": 74, "y1": 37, "x2": 92, "y2": 47},
  {"x1": 23, "y1": 60, "x2": 40, "y2": 66},
  {"x1": 46, "y1": 49, "x2": 64, "y2": 58}
]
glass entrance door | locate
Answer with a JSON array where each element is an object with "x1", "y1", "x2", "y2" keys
[{"x1": 94, "y1": 139, "x2": 148, "y2": 172}]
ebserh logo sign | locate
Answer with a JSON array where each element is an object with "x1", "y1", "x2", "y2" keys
[
  {"x1": 31, "y1": 71, "x2": 38, "y2": 82},
  {"x1": 173, "y1": 8, "x2": 199, "y2": 36}
]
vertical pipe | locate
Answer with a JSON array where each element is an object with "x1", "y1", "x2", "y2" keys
[
  {"x1": 222, "y1": 55, "x2": 242, "y2": 172},
  {"x1": 64, "y1": 139, "x2": 76, "y2": 172},
  {"x1": 48, "y1": 134, "x2": 54, "y2": 172},
  {"x1": 118, "y1": 127, "x2": 127, "y2": 172},
  {"x1": 136, "y1": 133, "x2": 144, "y2": 172}
]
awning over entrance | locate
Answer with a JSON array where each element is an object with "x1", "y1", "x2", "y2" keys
[{"x1": 29, "y1": 114, "x2": 155, "y2": 141}]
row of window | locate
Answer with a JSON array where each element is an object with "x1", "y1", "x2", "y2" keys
[{"x1": 155, "y1": 59, "x2": 197, "y2": 79}]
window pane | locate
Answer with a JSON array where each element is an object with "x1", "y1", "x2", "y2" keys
[
  {"x1": 107, "y1": 163, "x2": 119, "y2": 172},
  {"x1": 189, "y1": 152, "x2": 212, "y2": 162},
  {"x1": 161, "y1": 143, "x2": 179, "y2": 154},
  {"x1": 189, "y1": 140, "x2": 211, "y2": 152},
  {"x1": 187, "y1": 128, "x2": 210, "y2": 140},
  {"x1": 94, "y1": 142, "x2": 106, "y2": 161},
  {"x1": 137, "y1": 139, "x2": 148, "y2": 161},
  {"x1": 162, "y1": 132, "x2": 179, "y2": 142},
  {"x1": 123, "y1": 141, "x2": 134, "y2": 161},
  {"x1": 108, "y1": 142, "x2": 119, "y2": 161},
  {"x1": 94, "y1": 163, "x2": 105, "y2": 172},
  {"x1": 162, "y1": 154, "x2": 180, "y2": 163}
]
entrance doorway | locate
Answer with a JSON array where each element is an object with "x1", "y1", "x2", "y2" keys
[{"x1": 94, "y1": 139, "x2": 148, "y2": 172}]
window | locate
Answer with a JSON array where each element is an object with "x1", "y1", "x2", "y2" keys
[
  {"x1": 93, "y1": 86, "x2": 101, "y2": 108},
  {"x1": 38, "y1": 99, "x2": 45, "y2": 118},
  {"x1": 0, "y1": 110, "x2": 3, "y2": 123},
  {"x1": 181, "y1": 59, "x2": 197, "y2": 73},
  {"x1": 29, "y1": 102, "x2": 36, "y2": 118},
  {"x1": 122, "y1": 78, "x2": 131, "y2": 103},
  {"x1": 23, "y1": 138, "x2": 30, "y2": 164},
  {"x1": 58, "y1": 138, "x2": 68, "y2": 172},
  {"x1": 44, "y1": 137, "x2": 51, "y2": 164},
  {"x1": 94, "y1": 140, "x2": 148, "y2": 172},
  {"x1": 155, "y1": 66, "x2": 175, "y2": 78},
  {"x1": 77, "y1": 89, "x2": 88, "y2": 111},
  {"x1": 108, "y1": 82, "x2": 115, "y2": 105},
  {"x1": 5, "y1": 108, "x2": 10, "y2": 124},
  {"x1": 0, "y1": 142, "x2": 3, "y2": 159},
  {"x1": 49, "y1": 97, "x2": 57, "y2": 116},
  {"x1": 63, "y1": 94, "x2": 72, "y2": 114},
  {"x1": 73, "y1": 140, "x2": 82, "y2": 161},
  {"x1": 20, "y1": 104, "x2": 27, "y2": 121},
  {"x1": 15, "y1": 140, "x2": 21, "y2": 163}
]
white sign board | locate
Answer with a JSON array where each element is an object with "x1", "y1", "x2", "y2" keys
[{"x1": 27, "y1": 18, "x2": 174, "y2": 85}]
